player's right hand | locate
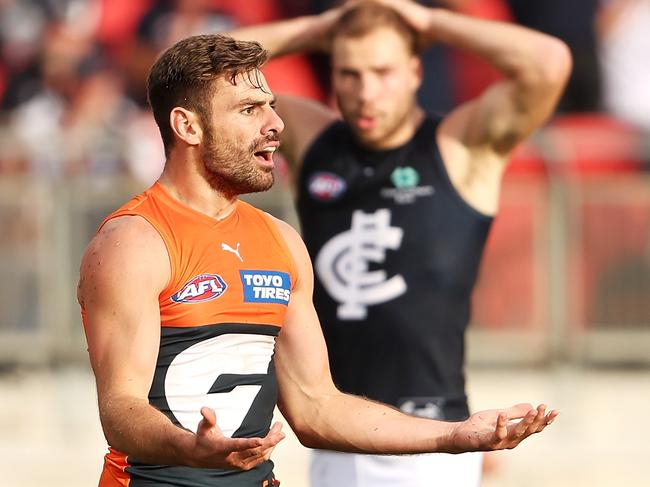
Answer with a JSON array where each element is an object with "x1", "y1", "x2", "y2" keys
[{"x1": 189, "y1": 406, "x2": 285, "y2": 470}]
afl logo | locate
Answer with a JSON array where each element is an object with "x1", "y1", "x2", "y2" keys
[
  {"x1": 171, "y1": 274, "x2": 227, "y2": 303},
  {"x1": 308, "y1": 172, "x2": 347, "y2": 201}
]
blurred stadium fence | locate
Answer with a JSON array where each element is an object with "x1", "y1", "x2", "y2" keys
[{"x1": 0, "y1": 114, "x2": 648, "y2": 367}]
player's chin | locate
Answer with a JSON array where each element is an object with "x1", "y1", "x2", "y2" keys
[
  {"x1": 354, "y1": 130, "x2": 385, "y2": 148},
  {"x1": 249, "y1": 172, "x2": 275, "y2": 193}
]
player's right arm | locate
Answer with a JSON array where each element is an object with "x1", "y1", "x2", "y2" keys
[
  {"x1": 78, "y1": 216, "x2": 283, "y2": 470},
  {"x1": 226, "y1": 7, "x2": 343, "y2": 59}
]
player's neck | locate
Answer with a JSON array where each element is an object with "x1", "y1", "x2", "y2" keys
[{"x1": 158, "y1": 156, "x2": 238, "y2": 222}]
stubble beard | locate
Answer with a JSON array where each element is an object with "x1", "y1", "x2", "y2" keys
[
  {"x1": 201, "y1": 126, "x2": 276, "y2": 198},
  {"x1": 362, "y1": 108, "x2": 412, "y2": 148},
  {"x1": 339, "y1": 96, "x2": 415, "y2": 149}
]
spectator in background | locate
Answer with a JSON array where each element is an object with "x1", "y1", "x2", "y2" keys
[
  {"x1": 0, "y1": 0, "x2": 156, "y2": 181},
  {"x1": 0, "y1": 0, "x2": 49, "y2": 110},
  {"x1": 0, "y1": 0, "x2": 329, "y2": 185},
  {"x1": 2, "y1": 18, "x2": 139, "y2": 179}
]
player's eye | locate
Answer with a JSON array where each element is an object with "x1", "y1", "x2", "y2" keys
[
  {"x1": 339, "y1": 69, "x2": 359, "y2": 80},
  {"x1": 242, "y1": 106, "x2": 255, "y2": 115}
]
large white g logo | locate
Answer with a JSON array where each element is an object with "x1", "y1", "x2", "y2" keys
[{"x1": 164, "y1": 333, "x2": 275, "y2": 437}]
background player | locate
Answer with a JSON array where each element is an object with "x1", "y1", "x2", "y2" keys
[{"x1": 228, "y1": 0, "x2": 572, "y2": 485}]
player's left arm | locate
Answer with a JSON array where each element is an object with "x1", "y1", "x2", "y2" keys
[
  {"x1": 271, "y1": 217, "x2": 557, "y2": 454},
  {"x1": 431, "y1": 11, "x2": 571, "y2": 150},
  {"x1": 383, "y1": 0, "x2": 572, "y2": 152},
  {"x1": 378, "y1": 0, "x2": 572, "y2": 214}
]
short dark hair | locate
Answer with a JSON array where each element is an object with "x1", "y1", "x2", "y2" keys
[
  {"x1": 147, "y1": 34, "x2": 268, "y2": 156},
  {"x1": 330, "y1": 1, "x2": 418, "y2": 54}
]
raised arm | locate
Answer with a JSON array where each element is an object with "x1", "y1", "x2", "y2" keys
[
  {"x1": 380, "y1": 0, "x2": 572, "y2": 213},
  {"x1": 78, "y1": 216, "x2": 283, "y2": 470},
  {"x1": 227, "y1": 9, "x2": 342, "y2": 58},
  {"x1": 385, "y1": 0, "x2": 571, "y2": 151},
  {"x1": 272, "y1": 216, "x2": 557, "y2": 454}
]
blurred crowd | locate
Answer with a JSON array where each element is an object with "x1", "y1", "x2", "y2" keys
[{"x1": 0, "y1": 0, "x2": 648, "y2": 184}]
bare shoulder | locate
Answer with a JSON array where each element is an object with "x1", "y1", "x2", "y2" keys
[
  {"x1": 77, "y1": 215, "x2": 170, "y2": 307},
  {"x1": 80, "y1": 215, "x2": 167, "y2": 270}
]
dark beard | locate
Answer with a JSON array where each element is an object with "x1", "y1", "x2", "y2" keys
[{"x1": 200, "y1": 126, "x2": 277, "y2": 198}]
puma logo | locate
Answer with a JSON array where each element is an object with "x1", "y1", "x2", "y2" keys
[{"x1": 221, "y1": 242, "x2": 243, "y2": 262}]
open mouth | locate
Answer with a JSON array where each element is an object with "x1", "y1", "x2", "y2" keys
[{"x1": 254, "y1": 147, "x2": 276, "y2": 166}]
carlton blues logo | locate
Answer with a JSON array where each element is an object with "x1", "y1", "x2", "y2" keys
[
  {"x1": 315, "y1": 209, "x2": 406, "y2": 319},
  {"x1": 171, "y1": 274, "x2": 228, "y2": 303}
]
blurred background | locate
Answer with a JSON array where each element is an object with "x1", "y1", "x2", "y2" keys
[{"x1": 0, "y1": 0, "x2": 648, "y2": 486}]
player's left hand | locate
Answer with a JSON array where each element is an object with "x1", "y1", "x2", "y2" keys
[{"x1": 447, "y1": 403, "x2": 558, "y2": 452}]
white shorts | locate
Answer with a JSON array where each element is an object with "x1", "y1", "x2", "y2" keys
[{"x1": 309, "y1": 449, "x2": 483, "y2": 487}]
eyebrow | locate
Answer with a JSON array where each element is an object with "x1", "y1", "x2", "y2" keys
[{"x1": 237, "y1": 96, "x2": 277, "y2": 107}]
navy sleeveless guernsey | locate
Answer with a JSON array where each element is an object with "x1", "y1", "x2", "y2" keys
[{"x1": 296, "y1": 116, "x2": 493, "y2": 421}]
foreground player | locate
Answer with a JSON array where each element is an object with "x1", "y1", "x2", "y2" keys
[
  {"x1": 78, "y1": 34, "x2": 558, "y2": 486},
  {"x1": 228, "y1": 0, "x2": 571, "y2": 485}
]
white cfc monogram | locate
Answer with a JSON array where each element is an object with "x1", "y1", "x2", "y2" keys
[{"x1": 315, "y1": 209, "x2": 407, "y2": 320}]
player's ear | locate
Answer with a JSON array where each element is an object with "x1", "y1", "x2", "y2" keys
[{"x1": 170, "y1": 107, "x2": 203, "y2": 147}]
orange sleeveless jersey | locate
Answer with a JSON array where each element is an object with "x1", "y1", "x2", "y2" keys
[{"x1": 84, "y1": 182, "x2": 296, "y2": 487}]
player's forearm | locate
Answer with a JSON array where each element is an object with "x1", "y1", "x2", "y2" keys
[
  {"x1": 289, "y1": 391, "x2": 456, "y2": 454},
  {"x1": 426, "y1": 9, "x2": 570, "y2": 84},
  {"x1": 99, "y1": 394, "x2": 195, "y2": 466},
  {"x1": 228, "y1": 13, "x2": 334, "y2": 59}
]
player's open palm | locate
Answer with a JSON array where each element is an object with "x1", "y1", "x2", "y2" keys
[
  {"x1": 191, "y1": 407, "x2": 285, "y2": 470},
  {"x1": 448, "y1": 403, "x2": 558, "y2": 452}
]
